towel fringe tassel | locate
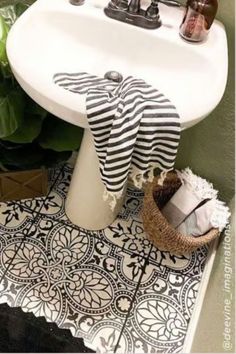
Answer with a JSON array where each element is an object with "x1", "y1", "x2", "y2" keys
[{"x1": 103, "y1": 166, "x2": 172, "y2": 210}]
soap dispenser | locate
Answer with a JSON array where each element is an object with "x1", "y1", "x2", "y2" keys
[{"x1": 179, "y1": 0, "x2": 218, "y2": 42}]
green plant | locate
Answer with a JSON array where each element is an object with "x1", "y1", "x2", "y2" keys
[{"x1": 0, "y1": 1, "x2": 83, "y2": 171}]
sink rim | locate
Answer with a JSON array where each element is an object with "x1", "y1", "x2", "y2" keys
[{"x1": 6, "y1": 0, "x2": 228, "y2": 130}]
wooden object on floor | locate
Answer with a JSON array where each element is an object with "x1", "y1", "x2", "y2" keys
[{"x1": 0, "y1": 168, "x2": 48, "y2": 202}]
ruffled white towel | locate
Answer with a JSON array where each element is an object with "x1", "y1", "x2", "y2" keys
[
  {"x1": 177, "y1": 199, "x2": 231, "y2": 236},
  {"x1": 176, "y1": 167, "x2": 218, "y2": 200}
]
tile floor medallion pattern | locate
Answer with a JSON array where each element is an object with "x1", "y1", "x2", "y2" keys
[{"x1": 0, "y1": 164, "x2": 210, "y2": 353}]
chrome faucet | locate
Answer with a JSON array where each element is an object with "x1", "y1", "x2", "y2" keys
[
  {"x1": 104, "y1": 0, "x2": 181, "y2": 29},
  {"x1": 69, "y1": 0, "x2": 181, "y2": 29}
]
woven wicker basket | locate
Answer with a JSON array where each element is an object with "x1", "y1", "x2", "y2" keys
[{"x1": 141, "y1": 172, "x2": 220, "y2": 254}]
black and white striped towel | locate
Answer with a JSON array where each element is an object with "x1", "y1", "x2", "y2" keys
[{"x1": 54, "y1": 72, "x2": 181, "y2": 208}]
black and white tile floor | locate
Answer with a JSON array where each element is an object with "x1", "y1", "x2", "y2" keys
[{"x1": 0, "y1": 164, "x2": 209, "y2": 353}]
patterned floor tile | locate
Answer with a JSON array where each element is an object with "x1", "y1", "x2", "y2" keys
[
  {"x1": 0, "y1": 201, "x2": 34, "y2": 229},
  {"x1": 114, "y1": 247, "x2": 207, "y2": 353},
  {"x1": 0, "y1": 201, "x2": 37, "y2": 272},
  {"x1": 30, "y1": 165, "x2": 209, "y2": 268},
  {"x1": 20, "y1": 165, "x2": 156, "y2": 258},
  {"x1": 16, "y1": 165, "x2": 155, "y2": 258},
  {"x1": 0, "y1": 164, "x2": 212, "y2": 353},
  {"x1": 0, "y1": 214, "x2": 147, "y2": 352}
]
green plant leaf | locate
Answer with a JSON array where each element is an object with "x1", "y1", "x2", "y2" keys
[
  {"x1": 38, "y1": 115, "x2": 84, "y2": 152},
  {"x1": 0, "y1": 89, "x2": 25, "y2": 138},
  {"x1": 2, "y1": 99, "x2": 48, "y2": 143},
  {"x1": 0, "y1": 1, "x2": 78, "y2": 171},
  {"x1": 2, "y1": 113, "x2": 45, "y2": 143},
  {"x1": 0, "y1": 62, "x2": 12, "y2": 78},
  {"x1": 0, "y1": 15, "x2": 9, "y2": 64},
  {"x1": 0, "y1": 1, "x2": 32, "y2": 26},
  {"x1": 0, "y1": 6, "x2": 15, "y2": 26},
  {"x1": 0, "y1": 0, "x2": 35, "y2": 10},
  {"x1": 15, "y1": 3, "x2": 29, "y2": 17}
]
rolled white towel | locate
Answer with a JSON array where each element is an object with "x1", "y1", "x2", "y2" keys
[
  {"x1": 177, "y1": 199, "x2": 231, "y2": 236},
  {"x1": 161, "y1": 167, "x2": 218, "y2": 228},
  {"x1": 161, "y1": 183, "x2": 203, "y2": 228}
]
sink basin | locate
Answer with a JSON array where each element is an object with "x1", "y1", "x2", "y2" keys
[
  {"x1": 6, "y1": 0, "x2": 228, "y2": 229},
  {"x1": 7, "y1": 0, "x2": 228, "y2": 129}
]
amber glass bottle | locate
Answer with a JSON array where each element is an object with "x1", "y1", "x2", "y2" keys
[{"x1": 179, "y1": 0, "x2": 218, "y2": 42}]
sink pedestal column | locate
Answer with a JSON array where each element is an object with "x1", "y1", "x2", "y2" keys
[{"x1": 65, "y1": 129, "x2": 126, "y2": 230}]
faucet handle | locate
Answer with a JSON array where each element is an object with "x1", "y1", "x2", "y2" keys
[{"x1": 146, "y1": 0, "x2": 159, "y2": 19}]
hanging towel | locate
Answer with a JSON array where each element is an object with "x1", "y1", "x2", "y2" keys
[{"x1": 53, "y1": 72, "x2": 181, "y2": 208}]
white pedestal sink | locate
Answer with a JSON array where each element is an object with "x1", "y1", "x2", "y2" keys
[{"x1": 6, "y1": 0, "x2": 228, "y2": 230}]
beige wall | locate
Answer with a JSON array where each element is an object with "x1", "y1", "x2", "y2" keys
[{"x1": 175, "y1": 0, "x2": 235, "y2": 203}]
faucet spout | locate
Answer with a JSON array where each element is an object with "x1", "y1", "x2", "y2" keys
[
  {"x1": 69, "y1": 0, "x2": 85, "y2": 5},
  {"x1": 109, "y1": 0, "x2": 128, "y2": 10},
  {"x1": 128, "y1": 0, "x2": 140, "y2": 13}
]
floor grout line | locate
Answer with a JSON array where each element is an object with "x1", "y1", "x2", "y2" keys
[
  {"x1": 114, "y1": 244, "x2": 154, "y2": 353},
  {"x1": 8, "y1": 199, "x2": 206, "y2": 282},
  {"x1": 12, "y1": 200, "x2": 152, "y2": 262}
]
